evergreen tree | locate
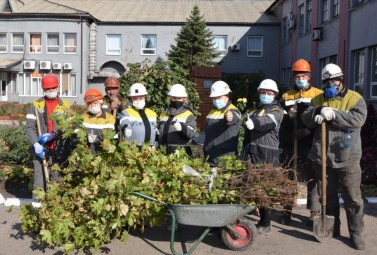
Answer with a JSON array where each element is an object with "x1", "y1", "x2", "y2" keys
[{"x1": 167, "y1": 5, "x2": 220, "y2": 75}]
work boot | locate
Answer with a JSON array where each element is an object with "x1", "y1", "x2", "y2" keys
[
  {"x1": 279, "y1": 211, "x2": 292, "y2": 225},
  {"x1": 350, "y1": 234, "x2": 365, "y2": 250},
  {"x1": 257, "y1": 226, "x2": 272, "y2": 236}
]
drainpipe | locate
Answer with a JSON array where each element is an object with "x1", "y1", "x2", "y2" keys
[{"x1": 88, "y1": 22, "x2": 97, "y2": 81}]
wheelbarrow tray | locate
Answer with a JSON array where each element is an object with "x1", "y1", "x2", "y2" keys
[{"x1": 171, "y1": 204, "x2": 254, "y2": 227}]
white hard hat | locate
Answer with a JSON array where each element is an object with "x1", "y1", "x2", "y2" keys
[
  {"x1": 129, "y1": 83, "x2": 148, "y2": 97},
  {"x1": 257, "y1": 79, "x2": 279, "y2": 93},
  {"x1": 210, "y1": 81, "x2": 231, "y2": 97},
  {"x1": 167, "y1": 84, "x2": 187, "y2": 97},
  {"x1": 321, "y1": 63, "x2": 344, "y2": 81}
]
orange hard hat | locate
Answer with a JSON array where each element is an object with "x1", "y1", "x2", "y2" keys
[
  {"x1": 292, "y1": 59, "x2": 311, "y2": 72},
  {"x1": 84, "y1": 88, "x2": 104, "y2": 103},
  {"x1": 42, "y1": 74, "x2": 59, "y2": 89},
  {"x1": 104, "y1": 76, "x2": 120, "y2": 88}
]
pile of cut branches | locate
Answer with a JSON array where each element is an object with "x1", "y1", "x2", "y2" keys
[{"x1": 226, "y1": 162, "x2": 298, "y2": 209}]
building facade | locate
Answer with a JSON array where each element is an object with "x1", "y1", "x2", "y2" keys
[
  {"x1": 268, "y1": 0, "x2": 377, "y2": 106},
  {"x1": 0, "y1": 0, "x2": 279, "y2": 104}
]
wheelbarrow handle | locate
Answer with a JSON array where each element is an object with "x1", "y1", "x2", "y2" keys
[{"x1": 129, "y1": 191, "x2": 167, "y2": 205}]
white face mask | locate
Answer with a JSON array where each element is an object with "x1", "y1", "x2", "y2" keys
[
  {"x1": 45, "y1": 91, "x2": 58, "y2": 99},
  {"x1": 88, "y1": 106, "x2": 102, "y2": 115},
  {"x1": 133, "y1": 100, "x2": 145, "y2": 110}
]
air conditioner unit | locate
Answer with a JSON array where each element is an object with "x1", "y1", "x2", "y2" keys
[
  {"x1": 40, "y1": 61, "x2": 51, "y2": 70},
  {"x1": 231, "y1": 44, "x2": 240, "y2": 51},
  {"x1": 23, "y1": 60, "x2": 35, "y2": 70},
  {"x1": 312, "y1": 29, "x2": 322, "y2": 41},
  {"x1": 53, "y1": 63, "x2": 62, "y2": 70},
  {"x1": 287, "y1": 18, "x2": 295, "y2": 29},
  {"x1": 63, "y1": 63, "x2": 73, "y2": 70}
]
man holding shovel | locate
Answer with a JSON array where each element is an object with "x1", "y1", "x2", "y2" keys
[
  {"x1": 279, "y1": 59, "x2": 323, "y2": 225},
  {"x1": 25, "y1": 74, "x2": 72, "y2": 202},
  {"x1": 301, "y1": 63, "x2": 367, "y2": 250}
]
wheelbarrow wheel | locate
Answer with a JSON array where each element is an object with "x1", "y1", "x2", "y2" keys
[{"x1": 221, "y1": 218, "x2": 257, "y2": 251}]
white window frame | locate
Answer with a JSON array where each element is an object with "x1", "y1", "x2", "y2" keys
[
  {"x1": 47, "y1": 33, "x2": 59, "y2": 54},
  {"x1": 0, "y1": 33, "x2": 7, "y2": 53},
  {"x1": 17, "y1": 72, "x2": 77, "y2": 97},
  {"x1": 321, "y1": 0, "x2": 329, "y2": 23},
  {"x1": 247, "y1": 36, "x2": 263, "y2": 57},
  {"x1": 213, "y1": 35, "x2": 227, "y2": 56},
  {"x1": 298, "y1": 4, "x2": 305, "y2": 36},
  {"x1": 106, "y1": 34, "x2": 122, "y2": 55},
  {"x1": 306, "y1": 0, "x2": 312, "y2": 32},
  {"x1": 332, "y1": 0, "x2": 340, "y2": 17},
  {"x1": 29, "y1": 33, "x2": 42, "y2": 54},
  {"x1": 64, "y1": 33, "x2": 77, "y2": 54},
  {"x1": 59, "y1": 72, "x2": 77, "y2": 97},
  {"x1": 11, "y1": 33, "x2": 24, "y2": 53},
  {"x1": 371, "y1": 47, "x2": 377, "y2": 98},
  {"x1": 354, "y1": 50, "x2": 365, "y2": 95},
  {"x1": 141, "y1": 34, "x2": 157, "y2": 55}
]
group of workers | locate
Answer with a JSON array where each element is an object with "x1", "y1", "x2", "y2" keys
[{"x1": 25, "y1": 59, "x2": 366, "y2": 250}]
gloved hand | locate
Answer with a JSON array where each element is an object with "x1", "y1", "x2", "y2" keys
[
  {"x1": 174, "y1": 121, "x2": 182, "y2": 131},
  {"x1": 288, "y1": 106, "x2": 297, "y2": 119},
  {"x1": 125, "y1": 128, "x2": 133, "y2": 138},
  {"x1": 245, "y1": 118, "x2": 254, "y2": 130},
  {"x1": 88, "y1": 133, "x2": 98, "y2": 143},
  {"x1": 320, "y1": 107, "x2": 337, "y2": 121},
  {"x1": 225, "y1": 110, "x2": 233, "y2": 122},
  {"x1": 33, "y1": 143, "x2": 45, "y2": 159},
  {"x1": 37, "y1": 133, "x2": 54, "y2": 145},
  {"x1": 293, "y1": 128, "x2": 311, "y2": 139},
  {"x1": 314, "y1": 114, "x2": 325, "y2": 124}
]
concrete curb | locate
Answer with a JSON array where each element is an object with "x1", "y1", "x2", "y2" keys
[{"x1": 1, "y1": 193, "x2": 377, "y2": 207}]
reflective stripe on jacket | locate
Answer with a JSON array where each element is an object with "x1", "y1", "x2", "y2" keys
[
  {"x1": 301, "y1": 89, "x2": 367, "y2": 168},
  {"x1": 158, "y1": 105, "x2": 196, "y2": 146},
  {"x1": 120, "y1": 107, "x2": 158, "y2": 146},
  {"x1": 204, "y1": 102, "x2": 240, "y2": 160}
]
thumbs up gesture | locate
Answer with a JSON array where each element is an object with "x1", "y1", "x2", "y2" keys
[{"x1": 225, "y1": 110, "x2": 233, "y2": 122}]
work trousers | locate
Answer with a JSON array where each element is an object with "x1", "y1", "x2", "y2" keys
[
  {"x1": 313, "y1": 162, "x2": 364, "y2": 235},
  {"x1": 33, "y1": 151, "x2": 62, "y2": 198}
]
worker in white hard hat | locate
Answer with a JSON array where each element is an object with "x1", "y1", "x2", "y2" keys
[
  {"x1": 241, "y1": 78, "x2": 284, "y2": 236},
  {"x1": 119, "y1": 83, "x2": 158, "y2": 148},
  {"x1": 301, "y1": 63, "x2": 366, "y2": 250},
  {"x1": 203, "y1": 80, "x2": 241, "y2": 166},
  {"x1": 158, "y1": 84, "x2": 196, "y2": 155}
]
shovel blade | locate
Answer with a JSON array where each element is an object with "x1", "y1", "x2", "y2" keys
[{"x1": 313, "y1": 215, "x2": 335, "y2": 241}]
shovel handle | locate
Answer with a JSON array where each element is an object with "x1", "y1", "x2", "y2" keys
[
  {"x1": 35, "y1": 107, "x2": 50, "y2": 183},
  {"x1": 321, "y1": 121, "x2": 326, "y2": 208}
]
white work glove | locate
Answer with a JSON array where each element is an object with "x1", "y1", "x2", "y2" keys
[
  {"x1": 174, "y1": 121, "x2": 182, "y2": 131},
  {"x1": 125, "y1": 128, "x2": 133, "y2": 138},
  {"x1": 320, "y1": 107, "x2": 336, "y2": 121},
  {"x1": 33, "y1": 143, "x2": 45, "y2": 159},
  {"x1": 245, "y1": 118, "x2": 254, "y2": 130},
  {"x1": 314, "y1": 114, "x2": 325, "y2": 124},
  {"x1": 88, "y1": 132, "x2": 98, "y2": 143}
]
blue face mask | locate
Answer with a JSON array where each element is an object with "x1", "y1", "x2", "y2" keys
[
  {"x1": 323, "y1": 82, "x2": 339, "y2": 99},
  {"x1": 260, "y1": 94, "x2": 274, "y2": 105},
  {"x1": 295, "y1": 80, "x2": 308, "y2": 89},
  {"x1": 213, "y1": 99, "x2": 227, "y2": 109}
]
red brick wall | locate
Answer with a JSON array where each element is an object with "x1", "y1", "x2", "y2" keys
[{"x1": 192, "y1": 67, "x2": 222, "y2": 130}]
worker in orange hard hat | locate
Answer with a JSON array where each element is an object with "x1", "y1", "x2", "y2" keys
[
  {"x1": 278, "y1": 59, "x2": 323, "y2": 226},
  {"x1": 81, "y1": 88, "x2": 116, "y2": 154},
  {"x1": 103, "y1": 76, "x2": 131, "y2": 115},
  {"x1": 25, "y1": 74, "x2": 72, "y2": 204},
  {"x1": 102, "y1": 76, "x2": 130, "y2": 135}
]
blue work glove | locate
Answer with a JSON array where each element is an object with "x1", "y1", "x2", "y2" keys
[
  {"x1": 33, "y1": 143, "x2": 45, "y2": 159},
  {"x1": 38, "y1": 133, "x2": 54, "y2": 145}
]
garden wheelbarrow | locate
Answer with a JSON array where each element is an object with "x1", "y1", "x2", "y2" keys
[{"x1": 130, "y1": 192, "x2": 257, "y2": 255}]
